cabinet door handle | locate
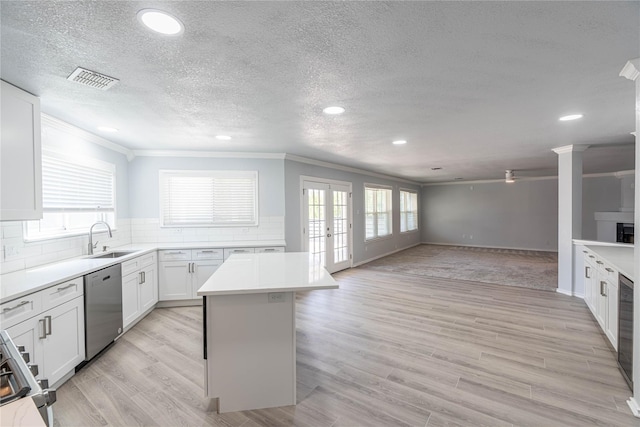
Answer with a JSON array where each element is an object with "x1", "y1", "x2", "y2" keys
[
  {"x1": 192, "y1": 263, "x2": 196, "y2": 273},
  {"x1": 188, "y1": 262, "x2": 192, "y2": 274},
  {"x1": 57, "y1": 283, "x2": 76, "y2": 292},
  {"x1": 600, "y1": 281, "x2": 607, "y2": 297},
  {"x1": 585, "y1": 266, "x2": 591, "y2": 278},
  {"x1": 142, "y1": 271, "x2": 146, "y2": 283},
  {"x1": 139, "y1": 272, "x2": 143, "y2": 284},
  {"x1": 44, "y1": 315, "x2": 52, "y2": 336},
  {"x1": 39, "y1": 319, "x2": 47, "y2": 339},
  {"x1": 2, "y1": 300, "x2": 29, "y2": 313},
  {"x1": 605, "y1": 268, "x2": 614, "y2": 273}
]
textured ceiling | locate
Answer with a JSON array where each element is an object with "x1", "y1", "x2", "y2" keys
[{"x1": 1, "y1": 1, "x2": 638, "y2": 182}]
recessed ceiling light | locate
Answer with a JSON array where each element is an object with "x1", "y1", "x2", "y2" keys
[
  {"x1": 97, "y1": 126, "x2": 118, "y2": 133},
  {"x1": 215, "y1": 135, "x2": 232, "y2": 141},
  {"x1": 559, "y1": 114, "x2": 583, "y2": 121},
  {"x1": 392, "y1": 140, "x2": 407, "y2": 145},
  {"x1": 323, "y1": 106, "x2": 345, "y2": 115},
  {"x1": 137, "y1": 9, "x2": 184, "y2": 35}
]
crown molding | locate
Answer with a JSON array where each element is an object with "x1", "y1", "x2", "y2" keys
[
  {"x1": 552, "y1": 144, "x2": 590, "y2": 155},
  {"x1": 620, "y1": 58, "x2": 640, "y2": 81},
  {"x1": 41, "y1": 114, "x2": 134, "y2": 160},
  {"x1": 132, "y1": 150, "x2": 286, "y2": 160},
  {"x1": 284, "y1": 154, "x2": 421, "y2": 185},
  {"x1": 422, "y1": 169, "x2": 634, "y2": 187}
]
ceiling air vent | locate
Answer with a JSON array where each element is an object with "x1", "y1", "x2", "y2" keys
[{"x1": 67, "y1": 67, "x2": 119, "y2": 90}]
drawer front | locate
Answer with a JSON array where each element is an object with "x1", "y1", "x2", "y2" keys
[
  {"x1": 121, "y1": 257, "x2": 140, "y2": 277},
  {"x1": 193, "y1": 248, "x2": 223, "y2": 261},
  {"x1": 158, "y1": 250, "x2": 191, "y2": 262},
  {"x1": 137, "y1": 252, "x2": 156, "y2": 269},
  {"x1": 1, "y1": 293, "x2": 42, "y2": 330},
  {"x1": 223, "y1": 247, "x2": 255, "y2": 260},
  {"x1": 41, "y1": 277, "x2": 84, "y2": 312},
  {"x1": 255, "y1": 246, "x2": 285, "y2": 254}
]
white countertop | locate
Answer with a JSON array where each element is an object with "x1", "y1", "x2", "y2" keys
[
  {"x1": 197, "y1": 252, "x2": 338, "y2": 296},
  {"x1": 0, "y1": 397, "x2": 46, "y2": 427},
  {"x1": 0, "y1": 240, "x2": 286, "y2": 302},
  {"x1": 574, "y1": 240, "x2": 635, "y2": 281}
]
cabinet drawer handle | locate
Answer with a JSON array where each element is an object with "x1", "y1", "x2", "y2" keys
[
  {"x1": 166, "y1": 251, "x2": 184, "y2": 255},
  {"x1": 605, "y1": 268, "x2": 614, "y2": 273},
  {"x1": 596, "y1": 261, "x2": 603, "y2": 265},
  {"x1": 582, "y1": 250, "x2": 588, "y2": 254},
  {"x1": 39, "y1": 319, "x2": 47, "y2": 339},
  {"x1": 263, "y1": 248, "x2": 276, "y2": 252},
  {"x1": 57, "y1": 283, "x2": 76, "y2": 292},
  {"x1": 45, "y1": 315, "x2": 52, "y2": 336},
  {"x1": 200, "y1": 250, "x2": 215, "y2": 253},
  {"x1": 2, "y1": 300, "x2": 29, "y2": 313},
  {"x1": 589, "y1": 255, "x2": 595, "y2": 258}
]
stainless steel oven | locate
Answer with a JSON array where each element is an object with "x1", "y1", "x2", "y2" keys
[
  {"x1": 0, "y1": 330, "x2": 56, "y2": 426},
  {"x1": 618, "y1": 274, "x2": 633, "y2": 391}
]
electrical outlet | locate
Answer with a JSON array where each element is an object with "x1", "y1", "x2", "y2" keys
[
  {"x1": 3, "y1": 245, "x2": 19, "y2": 259},
  {"x1": 268, "y1": 292, "x2": 285, "y2": 303}
]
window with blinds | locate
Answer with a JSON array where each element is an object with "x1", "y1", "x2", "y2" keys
[
  {"x1": 160, "y1": 170, "x2": 258, "y2": 227},
  {"x1": 24, "y1": 151, "x2": 116, "y2": 240},
  {"x1": 365, "y1": 185, "x2": 392, "y2": 240},
  {"x1": 400, "y1": 189, "x2": 418, "y2": 232}
]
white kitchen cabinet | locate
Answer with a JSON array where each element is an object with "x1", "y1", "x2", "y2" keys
[
  {"x1": 581, "y1": 248, "x2": 619, "y2": 350},
  {"x1": 4, "y1": 277, "x2": 85, "y2": 387},
  {"x1": 0, "y1": 80, "x2": 42, "y2": 221},
  {"x1": 122, "y1": 252, "x2": 158, "y2": 329},
  {"x1": 159, "y1": 249, "x2": 223, "y2": 301},
  {"x1": 158, "y1": 261, "x2": 191, "y2": 300}
]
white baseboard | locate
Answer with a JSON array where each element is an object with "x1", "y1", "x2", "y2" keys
[
  {"x1": 353, "y1": 243, "x2": 421, "y2": 267},
  {"x1": 627, "y1": 396, "x2": 640, "y2": 418},
  {"x1": 556, "y1": 288, "x2": 573, "y2": 297},
  {"x1": 155, "y1": 299, "x2": 203, "y2": 308},
  {"x1": 421, "y1": 241, "x2": 558, "y2": 253}
]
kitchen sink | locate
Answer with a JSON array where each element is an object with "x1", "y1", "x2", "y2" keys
[{"x1": 90, "y1": 251, "x2": 138, "y2": 259}]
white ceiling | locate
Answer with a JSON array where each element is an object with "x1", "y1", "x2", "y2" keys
[{"x1": 1, "y1": 1, "x2": 638, "y2": 183}]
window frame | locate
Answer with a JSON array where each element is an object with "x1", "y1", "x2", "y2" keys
[
  {"x1": 159, "y1": 170, "x2": 259, "y2": 228},
  {"x1": 399, "y1": 188, "x2": 419, "y2": 233},
  {"x1": 23, "y1": 150, "x2": 117, "y2": 242},
  {"x1": 364, "y1": 183, "x2": 393, "y2": 242}
]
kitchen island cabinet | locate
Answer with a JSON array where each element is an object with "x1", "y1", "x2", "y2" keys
[{"x1": 197, "y1": 252, "x2": 337, "y2": 413}]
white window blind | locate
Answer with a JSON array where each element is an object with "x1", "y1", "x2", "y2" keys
[
  {"x1": 25, "y1": 151, "x2": 116, "y2": 240},
  {"x1": 365, "y1": 185, "x2": 392, "y2": 240},
  {"x1": 400, "y1": 190, "x2": 418, "y2": 232},
  {"x1": 160, "y1": 170, "x2": 258, "y2": 227}
]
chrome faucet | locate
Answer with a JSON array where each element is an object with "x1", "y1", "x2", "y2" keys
[{"x1": 88, "y1": 221, "x2": 113, "y2": 255}]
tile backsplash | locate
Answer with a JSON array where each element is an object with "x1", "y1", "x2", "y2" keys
[
  {"x1": 0, "y1": 216, "x2": 284, "y2": 275},
  {"x1": 0, "y1": 219, "x2": 132, "y2": 274}
]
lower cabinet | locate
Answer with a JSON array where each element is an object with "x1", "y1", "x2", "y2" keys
[
  {"x1": 122, "y1": 252, "x2": 158, "y2": 329},
  {"x1": 4, "y1": 278, "x2": 85, "y2": 386},
  {"x1": 581, "y1": 248, "x2": 619, "y2": 350},
  {"x1": 159, "y1": 249, "x2": 223, "y2": 301}
]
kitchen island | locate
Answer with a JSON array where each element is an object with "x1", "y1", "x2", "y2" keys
[{"x1": 196, "y1": 252, "x2": 338, "y2": 413}]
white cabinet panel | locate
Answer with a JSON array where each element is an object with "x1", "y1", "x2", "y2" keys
[
  {"x1": 159, "y1": 261, "x2": 191, "y2": 300},
  {"x1": 0, "y1": 80, "x2": 42, "y2": 221},
  {"x1": 122, "y1": 272, "x2": 140, "y2": 328},
  {"x1": 140, "y1": 264, "x2": 158, "y2": 312},
  {"x1": 192, "y1": 260, "x2": 223, "y2": 296}
]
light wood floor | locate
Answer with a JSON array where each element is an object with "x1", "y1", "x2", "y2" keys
[{"x1": 53, "y1": 267, "x2": 638, "y2": 426}]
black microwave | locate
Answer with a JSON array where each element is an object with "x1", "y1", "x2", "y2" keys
[{"x1": 616, "y1": 223, "x2": 634, "y2": 244}]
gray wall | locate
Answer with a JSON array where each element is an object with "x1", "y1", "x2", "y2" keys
[
  {"x1": 128, "y1": 156, "x2": 285, "y2": 218},
  {"x1": 284, "y1": 159, "x2": 422, "y2": 264},
  {"x1": 421, "y1": 179, "x2": 559, "y2": 251},
  {"x1": 582, "y1": 175, "x2": 622, "y2": 240}
]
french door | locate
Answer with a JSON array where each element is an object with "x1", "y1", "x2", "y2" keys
[{"x1": 302, "y1": 179, "x2": 352, "y2": 273}]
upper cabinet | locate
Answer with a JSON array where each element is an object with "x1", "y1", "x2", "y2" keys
[{"x1": 1, "y1": 80, "x2": 42, "y2": 221}]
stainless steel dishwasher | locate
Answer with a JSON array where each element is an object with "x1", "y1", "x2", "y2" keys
[{"x1": 84, "y1": 264, "x2": 123, "y2": 360}]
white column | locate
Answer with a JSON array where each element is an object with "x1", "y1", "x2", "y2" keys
[
  {"x1": 552, "y1": 145, "x2": 587, "y2": 296},
  {"x1": 620, "y1": 58, "x2": 640, "y2": 418}
]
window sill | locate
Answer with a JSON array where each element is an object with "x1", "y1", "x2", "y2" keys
[
  {"x1": 400, "y1": 229, "x2": 419, "y2": 235},
  {"x1": 365, "y1": 234, "x2": 394, "y2": 243}
]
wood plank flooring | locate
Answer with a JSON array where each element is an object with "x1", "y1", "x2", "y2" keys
[{"x1": 53, "y1": 267, "x2": 638, "y2": 426}]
